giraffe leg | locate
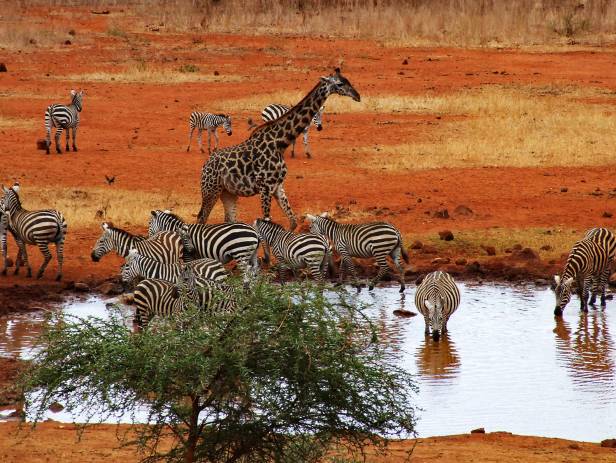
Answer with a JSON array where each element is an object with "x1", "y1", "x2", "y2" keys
[
  {"x1": 35, "y1": 241, "x2": 53, "y2": 279},
  {"x1": 220, "y1": 189, "x2": 238, "y2": 223},
  {"x1": 290, "y1": 139, "x2": 296, "y2": 158},
  {"x1": 72, "y1": 126, "x2": 78, "y2": 152},
  {"x1": 206, "y1": 128, "x2": 212, "y2": 154},
  {"x1": 187, "y1": 126, "x2": 195, "y2": 152},
  {"x1": 197, "y1": 162, "x2": 222, "y2": 224},
  {"x1": 259, "y1": 186, "x2": 273, "y2": 220},
  {"x1": 272, "y1": 184, "x2": 297, "y2": 231},
  {"x1": 369, "y1": 255, "x2": 390, "y2": 291},
  {"x1": 55, "y1": 127, "x2": 64, "y2": 154},
  {"x1": 303, "y1": 129, "x2": 311, "y2": 159}
]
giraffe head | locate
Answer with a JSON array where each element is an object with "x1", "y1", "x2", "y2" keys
[
  {"x1": 553, "y1": 274, "x2": 574, "y2": 316},
  {"x1": 320, "y1": 68, "x2": 360, "y2": 102}
]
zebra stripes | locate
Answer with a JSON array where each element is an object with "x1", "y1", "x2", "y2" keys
[
  {"x1": 1, "y1": 210, "x2": 9, "y2": 275},
  {"x1": 261, "y1": 103, "x2": 324, "y2": 158},
  {"x1": 306, "y1": 213, "x2": 408, "y2": 292},
  {"x1": 186, "y1": 112, "x2": 232, "y2": 154},
  {"x1": 132, "y1": 267, "x2": 236, "y2": 327},
  {"x1": 415, "y1": 271, "x2": 461, "y2": 341},
  {"x1": 121, "y1": 249, "x2": 228, "y2": 287},
  {"x1": 254, "y1": 218, "x2": 330, "y2": 283},
  {"x1": 0, "y1": 183, "x2": 67, "y2": 280},
  {"x1": 554, "y1": 227, "x2": 616, "y2": 316},
  {"x1": 148, "y1": 210, "x2": 259, "y2": 283},
  {"x1": 91, "y1": 222, "x2": 183, "y2": 263},
  {"x1": 45, "y1": 89, "x2": 84, "y2": 155}
]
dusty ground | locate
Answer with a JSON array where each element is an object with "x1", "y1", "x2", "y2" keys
[
  {"x1": 1, "y1": 5, "x2": 616, "y2": 461},
  {"x1": 0, "y1": 422, "x2": 615, "y2": 462}
]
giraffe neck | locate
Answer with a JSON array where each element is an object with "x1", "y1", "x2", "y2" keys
[{"x1": 257, "y1": 81, "x2": 330, "y2": 150}]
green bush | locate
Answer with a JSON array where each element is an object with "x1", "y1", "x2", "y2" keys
[{"x1": 23, "y1": 279, "x2": 417, "y2": 463}]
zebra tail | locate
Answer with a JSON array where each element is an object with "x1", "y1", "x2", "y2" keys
[{"x1": 400, "y1": 237, "x2": 409, "y2": 264}]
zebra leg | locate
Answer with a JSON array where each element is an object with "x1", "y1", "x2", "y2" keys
[
  {"x1": 45, "y1": 117, "x2": 52, "y2": 154},
  {"x1": 579, "y1": 278, "x2": 589, "y2": 312},
  {"x1": 303, "y1": 129, "x2": 311, "y2": 159},
  {"x1": 220, "y1": 189, "x2": 238, "y2": 223},
  {"x1": 599, "y1": 266, "x2": 610, "y2": 307},
  {"x1": 186, "y1": 126, "x2": 195, "y2": 152},
  {"x1": 369, "y1": 255, "x2": 390, "y2": 291},
  {"x1": 65, "y1": 127, "x2": 70, "y2": 152},
  {"x1": 390, "y1": 246, "x2": 406, "y2": 293},
  {"x1": 422, "y1": 313, "x2": 430, "y2": 336},
  {"x1": 54, "y1": 127, "x2": 64, "y2": 154},
  {"x1": 15, "y1": 239, "x2": 31, "y2": 277},
  {"x1": 55, "y1": 238, "x2": 64, "y2": 281},
  {"x1": 340, "y1": 251, "x2": 360, "y2": 291},
  {"x1": 35, "y1": 242, "x2": 53, "y2": 279},
  {"x1": 206, "y1": 128, "x2": 212, "y2": 154},
  {"x1": 72, "y1": 126, "x2": 78, "y2": 152},
  {"x1": 198, "y1": 128, "x2": 205, "y2": 154},
  {"x1": 272, "y1": 184, "x2": 297, "y2": 231},
  {"x1": 308, "y1": 257, "x2": 324, "y2": 284}
]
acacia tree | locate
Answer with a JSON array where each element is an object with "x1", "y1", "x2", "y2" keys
[{"x1": 22, "y1": 279, "x2": 417, "y2": 463}]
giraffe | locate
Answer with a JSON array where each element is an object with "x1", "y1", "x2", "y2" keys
[{"x1": 197, "y1": 68, "x2": 360, "y2": 230}]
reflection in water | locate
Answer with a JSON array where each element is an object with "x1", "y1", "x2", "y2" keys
[
  {"x1": 0, "y1": 312, "x2": 47, "y2": 359},
  {"x1": 554, "y1": 310, "x2": 615, "y2": 389},
  {"x1": 416, "y1": 333, "x2": 460, "y2": 380}
]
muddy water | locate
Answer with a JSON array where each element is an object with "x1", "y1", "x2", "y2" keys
[{"x1": 0, "y1": 284, "x2": 615, "y2": 442}]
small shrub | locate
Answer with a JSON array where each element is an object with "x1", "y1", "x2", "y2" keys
[{"x1": 178, "y1": 63, "x2": 199, "y2": 73}]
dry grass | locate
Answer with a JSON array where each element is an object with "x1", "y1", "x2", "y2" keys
[
  {"x1": 357, "y1": 85, "x2": 616, "y2": 169},
  {"x1": 0, "y1": 23, "x2": 70, "y2": 50},
  {"x1": 408, "y1": 227, "x2": 582, "y2": 260},
  {"x1": 0, "y1": 115, "x2": 37, "y2": 129},
  {"x1": 17, "y1": 187, "x2": 224, "y2": 229},
  {"x1": 58, "y1": 65, "x2": 246, "y2": 84}
]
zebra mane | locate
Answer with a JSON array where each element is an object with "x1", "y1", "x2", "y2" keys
[
  {"x1": 104, "y1": 223, "x2": 143, "y2": 240},
  {"x1": 249, "y1": 80, "x2": 325, "y2": 137},
  {"x1": 158, "y1": 210, "x2": 185, "y2": 224}
]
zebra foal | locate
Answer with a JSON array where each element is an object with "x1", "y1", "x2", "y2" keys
[
  {"x1": 415, "y1": 271, "x2": 461, "y2": 341},
  {"x1": 260, "y1": 103, "x2": 324, "y2": 158},
  {"x1": 0, "y1": 183, "x2": 67, "y2": 280},
  {"x1": 254, "y1": 218, "x2": 330, "y2": 283},
  {"x1": 186, "y1": 112, "x2": 232, "y2": 154},
  {"x1": 554, "y1": 227, "x2": 616, "y2": 316},
  {"x1": 91, "y1": 222, "x2": 183, "y2": 263},
  {"x1": 45, "y1": 89, "x2": 84, "y2": 155},
  {"x1": 306, "y1": 213, "x2": 408, "y2": 292}
]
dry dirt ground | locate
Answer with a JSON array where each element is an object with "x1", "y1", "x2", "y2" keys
[{"x1": 1, "y1": 6, "x2": 616, "y2": 461}]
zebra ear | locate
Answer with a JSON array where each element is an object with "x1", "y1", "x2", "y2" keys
[
  {"x1": 306, "y1": 214, "x2": 316, "y2": 222},
  {"x1": 564, "y1": 277, "x2": 574, "y2": 286},
  {"x1": 128, "y1": 248, "x2": 138, "y2": 257},
  {"x1": 70, "y1": 89, "x2": 76, "y2": 96},
  {"x1": 163, "y1": 209, "x2": 171, "y2": 214},
  {"x1": 320, "y1": 212, "x2": 329, "y2": 218},
  {"x1": 554, "y1": 275, "x2": 560, "y2": 286},
  {"x1": 11, "y1": 183, "x2": 19, "y2": 193},
  {"x1": 424, "y1": 300, "x2": 434, "y2": 311},
  {"x1": 150, "y1": 210, "x2": 157, "y2": 217},
  {"x1": 1, "y1": 185, "x2": 8, "y2": 193},
  {"x1": 101, "y1": 222, "x2": 109, "y2": 230}
]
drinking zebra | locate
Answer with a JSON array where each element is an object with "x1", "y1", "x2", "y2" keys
[
  {"x1": 91, "y1": 222, "x2": 183, "y2": 263},
  {"x1": 45, "y1": 89, "x2": 84, "y2": 155},
  {"x1": 253, "y1": 218, "x2": 331, "y2": 283},
  {"x1": 260, "y1": 103, "x2": 324, "y2": 158},
  {"x1": 121, "y1": 249, "x2": 228, "y2": 287},
  {"x1": 133, "y1": 266, "x2": 236, "y2": 327},
  {"x1": 306, "y1": 213, "x2": 408, "y2": 292},
  {"x1": 1, "y1": 210, "x2": 10, "y2": 275},
  {"x1": 148, "y1": 210, "x2": 259, "y2": 284},
  {"x1": 186, "y1": 112, "x2": 232, "y2": 154},
  {"x1": 0, "y1": 183, "x2": 67, "y2": 280},
  {"x1": 554, "y1": 227, "x2": 616, "y2": 316},
  {"x1": 415, "y1": 271, "x2": 461, "y2": 341}
]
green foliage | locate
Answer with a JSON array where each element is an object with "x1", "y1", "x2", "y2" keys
[{"x1": 22, "y1": 278, "x2": 417, "y2": 463}]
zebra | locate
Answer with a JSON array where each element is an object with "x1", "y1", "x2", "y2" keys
[
  {"x1": 45, "y1": 89, "x2": 84, "y2": 155},
  {"x1": 148, "y1": 210, "x2": 259, "y2": 284},
  {"x1": 91, "y1": 222, "x2": 183, "y2": 263},
  {"x1": 186, "y1": 112, "x2": 232, "y2": 154},
  {"x1": 554, "y1": 227, "x2": 616, "y2": 316},
  {"x1": 1, "y1": 210, "x2": 10, "y2": 275},
  {"x1": 306, "y1": 213, "x2": 408, "y2": 292},
  {"x1": 415, "y1": 271, "x2": 461, "y2": 341},
  {"x1": 132, "y1": 266, "x2": 236, "y2": 327},
  {"x1": 0, "y1": 183, "x2": 67, "y2": 280},
  {"x1": 260, "y1": 103, "x2": 324, "y2": 158},
  {"x1": 253, "y1": 217, "x2": 331, "y2": 283},
  {"x1": 121, "y1": 249, "x2": 228, "y2": 287}
]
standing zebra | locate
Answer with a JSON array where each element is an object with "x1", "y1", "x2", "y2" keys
[
  {"x1": 186, "y1": 112, "x2": 232, "y2": 154},
  {"x1": 1, "y1": 210, "x2": 10, "y2": 275},
  {"x1": 45, "y1": 89, "x2": 84, "y2": 155},
  {"x1": 306, "y1": 213, "x2": 408, "y2": 292},
  {"x1": 148, "y1": 210, "x2": 259, "y2": 284},
  {"x1": 132, "y1": 266, "x2": 236, "y2": 327},
  {"x1": 0, "y1": 183, "x2": 67, "y2": 280},
  {"x1": 261, "y1": 104, "x2": 324, "y2": 158},
  {"x1": 554, "y1": 227, "x2": 616, "y2": 316},
  {"x1": 253, "y1": 218, "x2": 331, "y2": 283},
  {"x1": 91, "y1": 222, "x2": 183, "y2": 263},
  {"x1": 415, "y1": 271, "x2": 461, "y2": 341},
  {"x1": 121, "y1": 249, "x2": 228, "y2": 287}
]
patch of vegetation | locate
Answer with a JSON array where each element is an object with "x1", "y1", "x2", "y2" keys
[
  {"x1": 178, "y1": 63, "x2": 199, "y2": 73},
  {"x1": 22, "y1": 280, "x2": 417, "y2": 463}
]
